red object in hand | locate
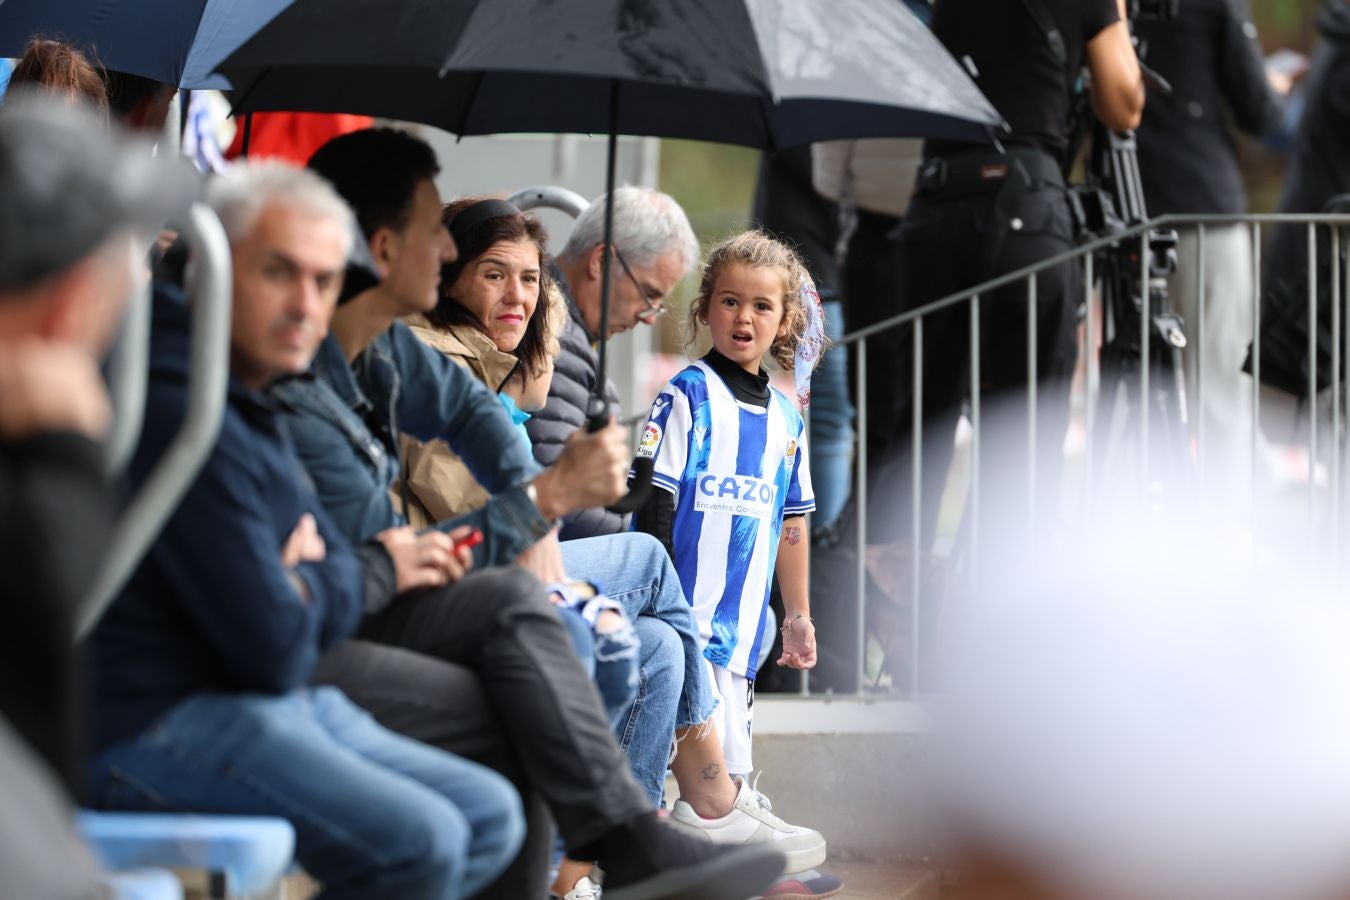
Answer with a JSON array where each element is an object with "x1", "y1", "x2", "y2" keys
[{"x1": 453, "y1": 529, "x2": 484, "y2": 552}]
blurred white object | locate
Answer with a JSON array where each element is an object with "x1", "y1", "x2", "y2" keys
[{"x1": 935, "y1": 511, "x2": 1350, "y2": 900}]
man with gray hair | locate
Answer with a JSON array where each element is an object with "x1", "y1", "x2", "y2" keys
[
  {"x1": 528, "y1": 186, "x2": 700, "y2": 540},
  {"x1": 87, "y1": 159, "x2": 528, "y2": 900}
]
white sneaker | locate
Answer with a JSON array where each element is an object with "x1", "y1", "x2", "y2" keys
[
  {"x1": 549, "y1": 875, "x2": 602, "y2": 900},
  {"x1": 669, "y1": 775, "x2": 827, "y2": 874}
]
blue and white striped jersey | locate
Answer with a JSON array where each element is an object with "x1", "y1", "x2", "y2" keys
[{"x1": 634, "y1": 359, "x2": 814, "y2": 679}]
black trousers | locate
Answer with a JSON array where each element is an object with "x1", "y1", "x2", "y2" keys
[
  {"x1": 347, "y1": 567, "x2": 650, "y2": 849},
  {"x1": 874, "y1": 175, "x2": 1080, "y2": 551},
  {"x1": 312, "y1": 639, "x2": 553, "y2": 898}
]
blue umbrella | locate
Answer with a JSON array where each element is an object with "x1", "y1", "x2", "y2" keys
[{"x1": 0, "y1": 0, "x2": 293, "y2": 88}]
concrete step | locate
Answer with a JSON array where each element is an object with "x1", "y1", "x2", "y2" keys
[{"x1": 817, "y1": 857, "x2": 940, "y2": 899}]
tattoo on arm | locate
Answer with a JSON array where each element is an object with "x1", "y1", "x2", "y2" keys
[
  {"x1": 785, "y1": 525, "x2": 801, "y2": 546},
  {"x1": 701, "y1": 763, "x2": 721, "y2": 781}
]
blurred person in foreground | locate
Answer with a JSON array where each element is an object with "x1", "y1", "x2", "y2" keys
[
  {"x1": 934, "y1": 491, "x2": 1350, "y2": 900},
  {"x1": 884, "y1": 0, "x2": 1144, "y2": 558},
  {"x1": 1134, "y1": 0, "x2": 1290, "y2": 509},
  {"x1": 0, "y1": 95, "x2": 190, "y2": 899}
]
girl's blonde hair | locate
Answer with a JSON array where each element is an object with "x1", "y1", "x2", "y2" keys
[{"x1": 687, "y1": 230, "x2": 816, "y2": 371}]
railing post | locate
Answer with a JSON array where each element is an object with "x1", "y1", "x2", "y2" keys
[
  {"x1": 1332, "y1": 225, "x2": 1341, "y2": 552},
  {"x1": 1252, "y1": 221, "x2": 1262, "y2": 527},
  {"x1": 1309, "y1": 224, "x2": 1319, "y2": 522},
  {"x1": 1140, "y1": 228, "x2": 1151, "y2": 488},
  {"x1": 855, "y1": 337, "x2": 869, "y2": 695},
  {"x1": 969, "y1": 295, "x2": 980, "y2": 573},
  {"x1": 911, "y1": 319, "x2": 923, "y2": 699},
  {"x1": 1084, "y1": 253, "x2": 1096, "y2": 501},
  {"x1": 1344, "y1": 226, "x2": 1350, "y2": 566},
  {"x1": 1026, "y1": 274, "x2": 1038, "y2": 536},
  {"x1": 1196, "y1": 225, "x2": 1207, "y2": 490}
]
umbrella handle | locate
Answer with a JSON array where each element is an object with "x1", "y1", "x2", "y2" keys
[{"x1": 587, "y1": 397, "x2": 653, "y2": 514}]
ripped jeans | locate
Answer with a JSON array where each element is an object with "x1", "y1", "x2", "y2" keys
[
  {"x1": 553, "y1": 594, "x2": 640, "y2": 727},
  {"x1": 560, "y1": 532, "x2": 718, "y2": 807}
]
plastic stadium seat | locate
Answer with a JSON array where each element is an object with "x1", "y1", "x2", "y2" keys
[
  {"x1": 103, "y1": 868, "x2": 184, "y2": 900},
  {"x1": 78, "y1": 811, "x2": 294, "y2": 898}
]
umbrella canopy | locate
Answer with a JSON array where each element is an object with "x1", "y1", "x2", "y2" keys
[
  {"x1": 215, "y1": 0, "x2": 1004, "y2": 148},
  {"x1": 0, "y1": 0, "x2": 293, "y2": 88}
]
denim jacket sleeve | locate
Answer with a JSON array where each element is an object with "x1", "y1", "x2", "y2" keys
[
  {"x1": 423, "y1": 483, "x2": 557, "y2": 568},
  {"x1": 389, "y1": 321, "x2": 542, "y2": 494},
  {"x1": 273, "y1": 377, "x2": 402, "y2": 544}
]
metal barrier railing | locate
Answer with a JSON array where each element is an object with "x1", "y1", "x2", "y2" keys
[
  {"x1": 813, "y1": 211, "x2": 1350, "y2": 700},
  {"x1": 77, "y1": 203, "x2": 233, "y2": 639}
]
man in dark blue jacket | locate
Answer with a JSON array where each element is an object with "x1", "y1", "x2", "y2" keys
[{"x1": 87, "y1": 161, "x2": 526, "y2": 900}]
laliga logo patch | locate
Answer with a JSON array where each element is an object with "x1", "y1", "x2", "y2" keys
[
  {"x1": 694, "y1": 472, "x2": 777, "y2": 519},
  {"x1": 785, "y1": 439, "x2": 797, "y2": 461},
  {"x1": 637, "y1": 422, "x2": 662, "y2": 458}
]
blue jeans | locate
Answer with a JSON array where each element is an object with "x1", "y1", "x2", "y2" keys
[
  {"x1": 87, "y1": 689, "x2": 524, "y2": 900},
  {"x1": 556, "y1": 605, "x2": 639, "y2": 726},
  {"x1": 561, "y1": 532, "x2": 717, "y2": 807},
  {"x1": 811, "y1": 299, "x2": 855, "y2": 528}
]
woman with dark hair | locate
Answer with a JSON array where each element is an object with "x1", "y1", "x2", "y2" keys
[
  {"x1": 406, "y1": 199, "x2": 636, "y2": 899},
  {"x1": 403, "y1": 197, "x2": 567, "y2": 524}
]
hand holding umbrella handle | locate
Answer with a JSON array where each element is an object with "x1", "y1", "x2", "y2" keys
[{"x1": 586, "y1": 396, "x2": 653, "y2": 514}]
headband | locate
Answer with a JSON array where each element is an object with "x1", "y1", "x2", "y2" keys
[{"x1": 447, "y1": 198, "x2": 522, "y2": 243}]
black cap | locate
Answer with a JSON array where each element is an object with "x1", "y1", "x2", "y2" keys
[{"x1": 0, "y1": 91, "x2": 201, "y2": 292}]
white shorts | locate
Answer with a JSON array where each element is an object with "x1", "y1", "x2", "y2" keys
[{"x1": 706, "y1": 659, "x2": 754, "y2": 775}]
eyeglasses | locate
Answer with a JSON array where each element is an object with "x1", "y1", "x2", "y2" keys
[{"x1": 614, "y1": 248, "x2": 666, "y2": 323}]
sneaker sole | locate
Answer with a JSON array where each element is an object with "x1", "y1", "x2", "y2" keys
[
  {"x1": 756, "y1": 878, "x2": 844, "y2": 900},
  {"x1": 780, "y1": 841, "x2": 827, "y2": 875},
  {"x1": 667, "y1": 818, "x2": 827, "y2": 875},
  {"x1": 603, "y1": 844, "x2": 787, "y2": 900}
]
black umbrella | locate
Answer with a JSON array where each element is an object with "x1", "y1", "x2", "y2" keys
[{"x1": 212, "y1": 0, "x2": 1003, "y2": 510}]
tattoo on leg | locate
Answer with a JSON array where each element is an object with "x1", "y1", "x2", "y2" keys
[
  {"x1": 786, "y1": 525, "x2": 801, "y2": 546},
  {"x1": 701, "y1": 763, "x2": 721, "y2": 781}
]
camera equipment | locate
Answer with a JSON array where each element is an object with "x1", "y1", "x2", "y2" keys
[
  {"x1": 1069, "y1": 125, "x2": 1189, "y2": 482},
  {"x1": 1064, "y1": 3, "x2": 1190, "y2": 486}
]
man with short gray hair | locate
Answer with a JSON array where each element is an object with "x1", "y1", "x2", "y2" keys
[
  {"x1": 529, "y1": 186, "x2": 700, "y2": 540},
  {"x1": 88, "y1": 158, "x2": 528, "y2": 900}
]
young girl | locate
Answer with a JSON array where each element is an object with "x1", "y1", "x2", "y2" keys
[{"x1": 633, "y1": 230, "x2": 829, "y2": 779}]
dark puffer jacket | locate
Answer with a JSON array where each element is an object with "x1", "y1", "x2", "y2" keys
[{"x1": 525, "y1": 268, "x2": 625, "y2": 540}]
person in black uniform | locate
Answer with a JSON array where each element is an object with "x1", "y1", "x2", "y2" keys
[
  {"x1": 880, "y1": 0, "x2": 1144, "y2": 554},
  {"x1": 1254, "y1": 0, "x2": 1350, "y2": 406}
]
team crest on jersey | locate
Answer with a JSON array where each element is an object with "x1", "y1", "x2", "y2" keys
[
  {"x1": 694, "y1": 472, "x2": 778, "y2": 519},
  {"x1": 637, "y1": 422, "x2": 662, "y2": 458}
]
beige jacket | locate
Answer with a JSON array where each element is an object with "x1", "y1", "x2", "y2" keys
[{"x1": 399, "y1": 318, "x2": 519, "y2": 529}]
